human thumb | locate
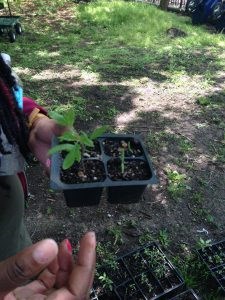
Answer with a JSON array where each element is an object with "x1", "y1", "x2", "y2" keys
[{"x1": 0, "y1": 239, "x2": 58, "y2": 296}]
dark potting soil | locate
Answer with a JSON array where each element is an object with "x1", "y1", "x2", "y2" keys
[
  {"x1": 135, "y1": 271, "x2": 163, "y2": 298},
  {"x1": 107, "y1": 159, "x2": 151, "y2": 181},
  {"x1": 115, "y1": 280, "x2": 144, "y2": 300},
  {"x1": 60, "y1": 159, "x2": 106, "y2": 184},
  {"x1": 102, "y1": 138, "x2": 143, "y2": 157},
  {"x1": 86, "y1": 140, "x2": 102, "y2": 157}
]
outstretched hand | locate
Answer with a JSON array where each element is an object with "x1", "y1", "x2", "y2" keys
[{"x1": 0, "y1": 232, "x2": 96, "y2": 300}]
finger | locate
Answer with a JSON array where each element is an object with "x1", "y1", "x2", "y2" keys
[
  {"x1": 68, "y1": 232, "x2": 96, "y2": 297},
  {"x1": 0, "y1": 239, "x2": 58, "y2": 296},
  {"x1": 54, "y1": 239, "x2": 74, "y2": 288},
  {"x1": 46, "y1": 232, "x2": 96, "y2": 300}
]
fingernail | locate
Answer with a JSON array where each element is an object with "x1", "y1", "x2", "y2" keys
[
  {"x1": 65, "y1": 239, "x2": 72, "y2": 253},
  {"x1": 89, "y1": 231, "x2": 96, "y2": 239},
  {"x1": 32, "y1": 239, "x2": 58, "y2": 264},
  {"x1": 88, "y1": 231, "x2": 96, "y2": 247}
]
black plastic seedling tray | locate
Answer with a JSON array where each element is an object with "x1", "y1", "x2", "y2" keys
[
  {"x1": 92, "y1": 242, "x2": 184, "y2": 300},
  {"x1": 50, "y1": 133, "x2": 157, "y2": 207},
  {"x1": 197, "y1": 239, "x2": 225, "y2": 294},
  {"x1": 169, "y1": 289, "x2": 200, "y2": 299}
]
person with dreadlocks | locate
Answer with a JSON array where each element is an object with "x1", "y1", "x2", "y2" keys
[{"x1": 0, "y1": 53, "x2": 64, "y2": 262}]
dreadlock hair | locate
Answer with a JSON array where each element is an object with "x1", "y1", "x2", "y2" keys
[{"x1": 0, "y1": 55, "x2": 30, "y2": 159}]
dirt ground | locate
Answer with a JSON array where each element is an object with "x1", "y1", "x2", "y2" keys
[{"x1": 25, "y1": 70, "x2": 225, "y2": 250}]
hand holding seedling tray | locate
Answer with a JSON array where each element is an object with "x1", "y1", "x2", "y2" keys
[{"x1": 49, "y1": 111, "x2": 157, "y2": 207}]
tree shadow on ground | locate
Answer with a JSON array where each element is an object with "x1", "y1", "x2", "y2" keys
[
  {"x1": 122, "y1": 101, "x2": 225, "y2": 240},
  {"x1": 6, "y1": 9, "x2": 223, "y2": 87}
]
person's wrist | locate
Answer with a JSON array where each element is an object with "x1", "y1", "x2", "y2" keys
[
  {"x1": 28, "y1": 108, "x2": 48, "y2": 129},
  {"x1": 31, "y1": 114, "x2": 49, "y2": 130}
]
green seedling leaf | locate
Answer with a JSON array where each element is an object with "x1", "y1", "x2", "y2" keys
[
  {"x1": 119, "y1": 148, "x2": 125, "y2": 174},
  {"x1": 58, "y1": 130, "x2": 80, "y2": 142},
  {"x1": 80, "y1": 132, "x2": 94, "y2": 147},
  {"x1": 62, "y1": 144, "x2": 81, "y2": 169},
  {"x1": 49, "y1": 110, "x2": 75, "y2": 127},
  {"x1": 90, "y1": 125, "x2": 109, "y2": 140},
  {"x1": 64, "y1": 110, "x2": 75, "y2": 127},
  {"x1": 48, "y1": 111, "x2": 68, "y2": 126},
  {"x1": 48, "y1": 143, "x2": 74, "y2": 155}
]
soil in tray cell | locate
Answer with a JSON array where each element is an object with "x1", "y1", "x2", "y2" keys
[
  {"x1": 60, "y1": 159, "x2": 106, "y2": 184},
  {"x1": 122, "y1": 252, "x2": 149, "y2": 276},
  {"x1": 199, "y1": 247, "x2": 225, "y2": 268},
  {"x1": 85, "y1": 140, "x2": 102, "y2": 157},
  {"x1": 103, "y1": 260, "x2": 131, "y2": 287},
  {"x1": 214, "y1": 265, "x2": 225, "y2": 280},
  {"x1": 135, "y1": 271, "x2": 163, "y2": 299},
  {"x1": 166, "y1": 271, "x2": 183, "y2": 287},
  {"x1": 102, "y1": 138, "x2": 144, "y2": 157},
  {"x1": 115, "y1": 280, "x2": 144, "y2": 300},
  {"x1": 107, "y1": 159, "x2": 151, "y2": 181}
]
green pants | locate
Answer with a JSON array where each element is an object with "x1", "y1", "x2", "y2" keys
[{"x1": 0, "y1": 175, "x2": 31, "y2": 261}]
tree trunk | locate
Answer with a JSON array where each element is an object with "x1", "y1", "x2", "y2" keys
[{"x1": 159, "y1": 0, "x2": 170, "y2": 10}]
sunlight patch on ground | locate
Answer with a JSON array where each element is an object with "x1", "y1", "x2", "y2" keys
[
  {"x1": 32, "y1": 67, "x2": 82, "y2": 81},
  {"x1": 36, "y1": 50, "x2": 60, "y2": 58},
  {"x1": 80, "y1": 70, "x2": 100, "y2": 82},
  {"x1": 14, "y1": 67, "x2": 33, "y2": 76},
  {"x1": 116, "y1": 110, "x2": 137, "y2": 127}
]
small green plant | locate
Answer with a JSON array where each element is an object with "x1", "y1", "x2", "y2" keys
[
  {"x1": 96, "y1": 242, "x2": 117, "y2": 269},
  {"x1": 125, "y1": 282, "x2": 136, "y2": 296},
  {"x1": 214, "y1": 254, "x2": 223, "y2": 265},
  {"x1": 119, "y1": 147, "x2": 125, "y2": 173},
  {"x1": 178, "y1": 138, "x2": 193, "y2": 154},
  {"x1": 158, "y1": 229, "x2": 170, "y2": 248},
  {"x1": 48, "y1": 110, "x2": 108, "y2": 169},
  {"x1": 143, "y1": 247, "x2": 165, "y2": 267},
  {"x1": 139, "y1": 231, "x2": 153, "y2": 245},
  {"x1": 192, "y1": 191, "x2": 204, "y2": 204},
  {"x1": 154, "y1": 264, "x2": 168, "y2": 279},
  {"x1": 126, "y1": 219, "x2": 137, "y2": 228},
  {"x1": 196, "y1": 97, "x2": 211, "y2": 106},
  {"x1": 166, "y1": 170, "x2": 187, "y2": 200},
  {"x1": 172, "y1": 252, "x2": 209, "y2": 290},
  {"x1": 197, "y1": 238, "x2": 212, "y2": 249},
  {"x1": 98, "y1": 272, "x2": 113, "y2": 291},
  {"x1": 46, "y1": 206, "x2": 52, "y2": 215},
  {"x1": 140, "y1": 273, "x2": 153, "y2": 291},
  {"x1": 107, "y1": 226, "x2": 123, "y2": 246},
  {"x1": 143, "y1": 247, "x2": 167, "y2": 278}
]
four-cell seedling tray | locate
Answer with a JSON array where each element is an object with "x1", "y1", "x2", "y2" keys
[
  {"x1": 197, "y1": 239, "x2": 225, "y2": 294},
  {"x1": 50, "y1": 134, "x2": 157, "y2": 207},
  {"x1": 92, "y1": 242, "x2": 184, "y2": 299}
]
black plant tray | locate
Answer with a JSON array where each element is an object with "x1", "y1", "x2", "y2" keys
[
  {"x1": 169, "y1": 289, "x2": 200, "y2": 299},
  {"x1": 92, "y1": 242, "x2": 184, "y2": 300},
  {"x1": 197, "y1": 239, "x2": 225, "y2": 294},
  {"x1": 50, "y1": 133, "x2": 157, "y2": 207}
]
